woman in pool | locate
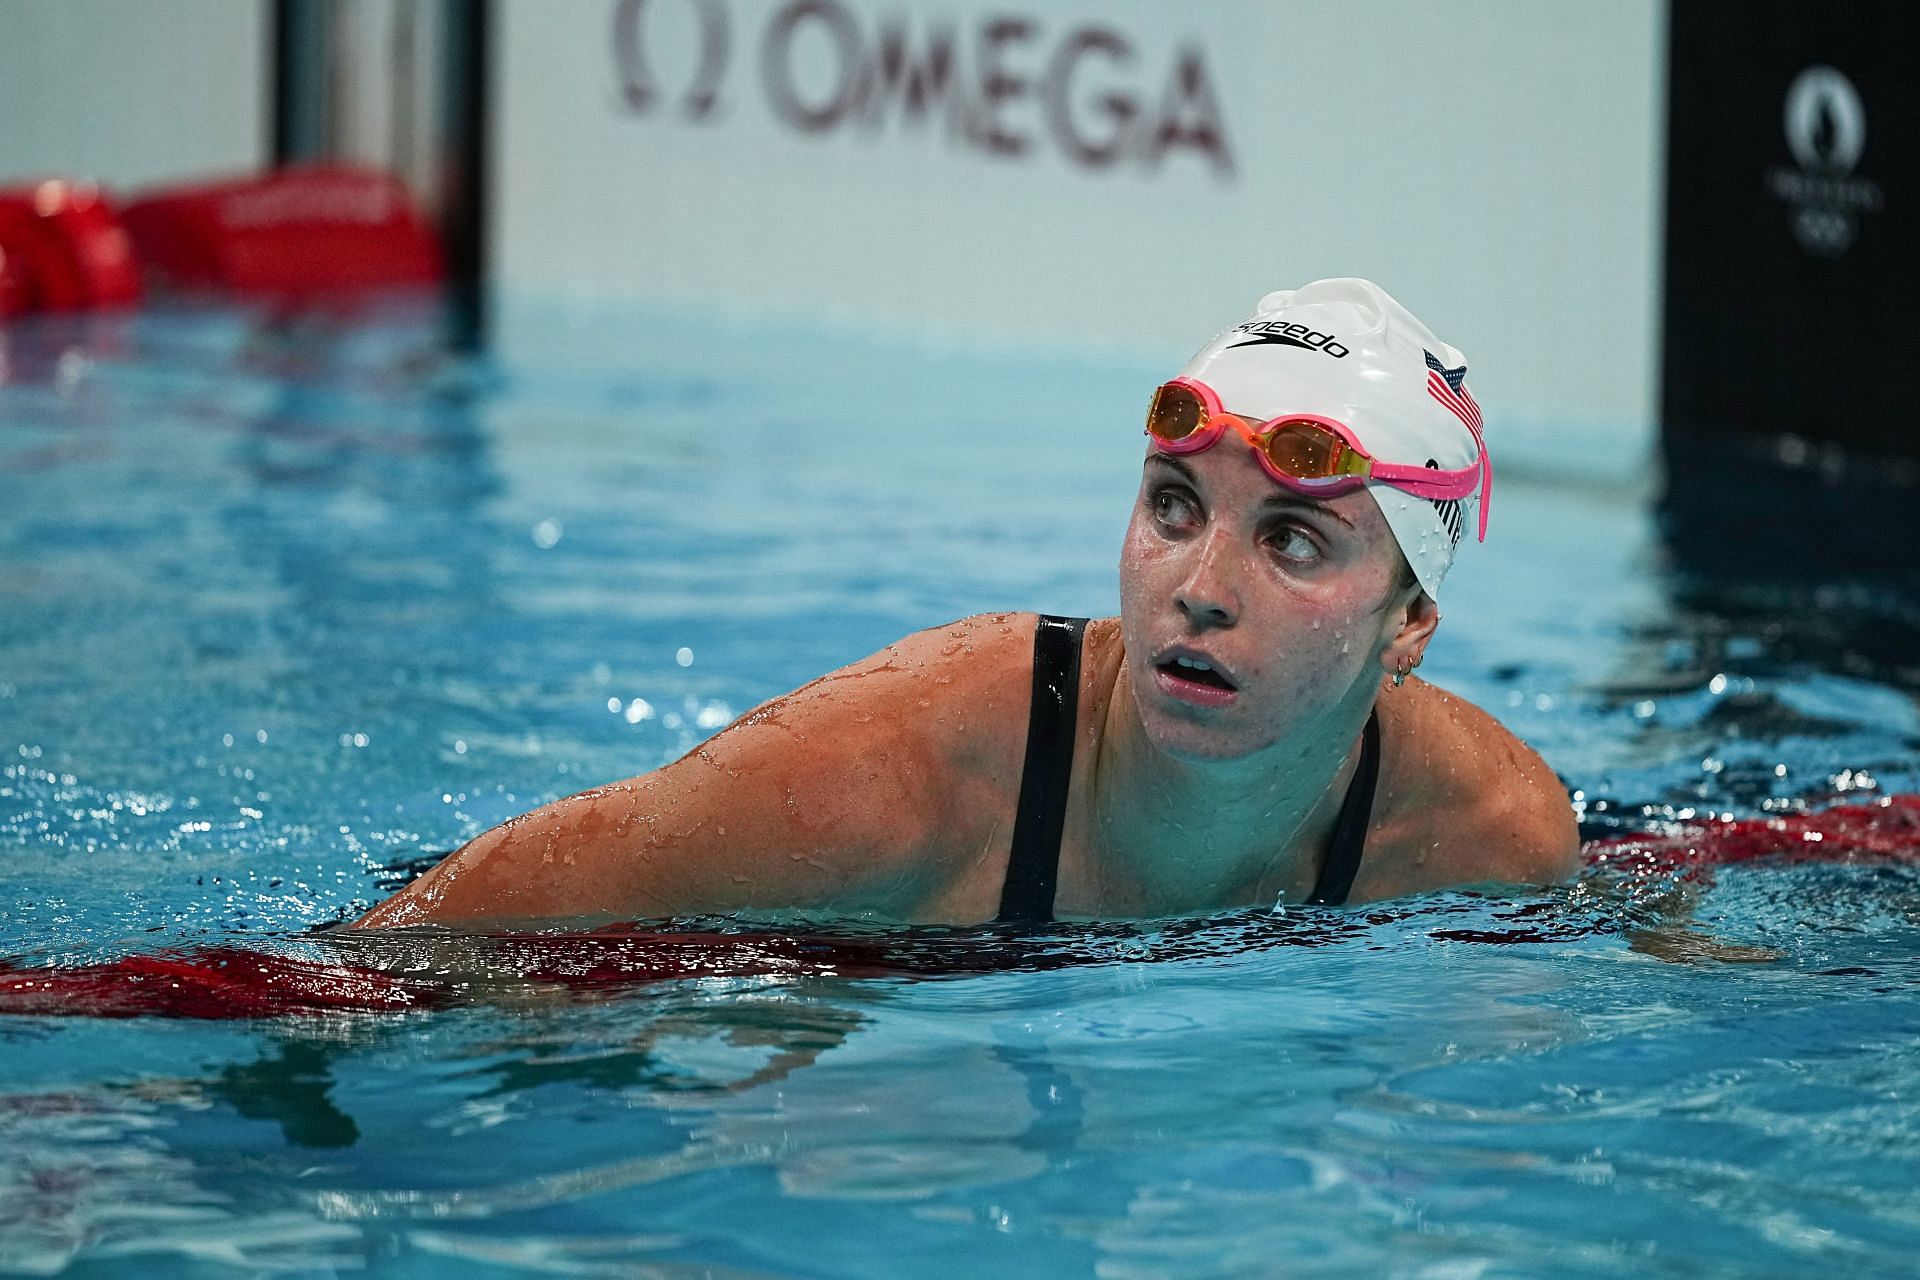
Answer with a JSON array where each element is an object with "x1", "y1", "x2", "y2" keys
[{"x1": 358, "y1": 278, "x2": 1579, "y2": 929}]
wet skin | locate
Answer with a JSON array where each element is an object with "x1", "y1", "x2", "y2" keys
[{"x1": 356, "y1": 443, "x2": 1580, "y2": 930}]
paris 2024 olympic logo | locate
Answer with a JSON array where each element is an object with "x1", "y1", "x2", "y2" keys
[{"x1": 1766, "y1": 65, "x2": 1885, "y2": 257}]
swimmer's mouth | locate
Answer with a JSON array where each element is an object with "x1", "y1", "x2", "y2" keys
[{"x1": 1154, "y1": 649, "x2": 1238, "y2": 691}]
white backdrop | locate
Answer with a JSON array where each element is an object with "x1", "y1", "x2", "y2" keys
[
  {"x1": 0, "y1": 0, "x2": 268, "y2": 193},
  {"x1": 493, "y1": 0, "x2": 1666, "y2": 469}
]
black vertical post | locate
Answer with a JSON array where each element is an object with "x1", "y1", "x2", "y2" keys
[
  {"x1": 272, "y1": 0, "x2": 330, "y2": 165},
  {"x1": 442, "y1": 0, "x2": 488, "y2": 352},
  {"x1": 268, "y1": 0, "x2": 488, "y2": 352}
]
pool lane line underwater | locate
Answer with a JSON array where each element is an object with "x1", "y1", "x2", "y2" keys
[{"x1": 0, "y1": 795, "x2": 1915, "y2": 1020}]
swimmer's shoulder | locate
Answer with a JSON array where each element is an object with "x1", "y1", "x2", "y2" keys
[
  {"x1": 766, "y1": 609, "x2": 1049, "y2": 842},
  {"x1": 794, "y1": 610, "x2": 1040, "y2": 746},
  {"x1": 819, "y1": 612, "x2": 1138, "y2": 919},
  {"x1": 1362, "y1": 677, "x2": 1582, "y2": 898}
]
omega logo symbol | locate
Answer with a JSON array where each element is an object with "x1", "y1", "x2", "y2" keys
[{"x1": 613, "y1": 0, "x2": 729, "y2": 121}]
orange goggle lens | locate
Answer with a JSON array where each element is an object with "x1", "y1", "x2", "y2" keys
[
  {"x1": 1146, "y1": 383, "x2": 1207, "y2": 441},
  {"x1": 1266, "y1": 422, "x2": 1368, "y2": 482}
]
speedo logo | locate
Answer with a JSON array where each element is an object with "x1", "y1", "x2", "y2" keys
[{"x1": 1225, "y1": 321, "x2": 1350, "y2": 358}]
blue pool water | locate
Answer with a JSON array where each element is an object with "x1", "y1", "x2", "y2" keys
[{"x1": 2, "y1": 299, "x2": 1919, "y2": 1276}]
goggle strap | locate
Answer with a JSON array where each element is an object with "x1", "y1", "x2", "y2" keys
[{"x1": 1462, "y1": 415, "x2": 1491, "y2": 542}]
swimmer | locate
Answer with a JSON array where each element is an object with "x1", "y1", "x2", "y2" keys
[{"x1": 357, "y1": 278, "x2": 1579, "y2": 929}]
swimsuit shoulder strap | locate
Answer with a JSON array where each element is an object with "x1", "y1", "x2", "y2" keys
[
  {"x1": 996, "y1": 614, "x2": 1088, "y2": 924},
  {"x1": 1306, "y1": 709, "x2": 1380, "y2": 906}
]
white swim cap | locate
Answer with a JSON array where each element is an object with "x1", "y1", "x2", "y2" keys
[{"x1": 1173, "y1": 277, "x2": 1490, "y2": 599}]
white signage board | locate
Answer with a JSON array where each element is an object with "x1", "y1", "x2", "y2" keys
[
  {"x1": 494, "y1": 0, "x2": 1663, "y2": 468},
  {"x1": 0, "y1": 0, "x2": 267, "y2": 192}
]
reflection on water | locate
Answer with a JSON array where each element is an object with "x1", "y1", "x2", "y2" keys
[
  {"x1": 1549, "y1": 442, "x2": 1920, "y2": 844},
  {"x1": 1653, "y1": 433, "x2": 1920, "y2": 707},
  {"x1": 209, "y1": 1039, "x2": 361, "y2": 1149},
  {"x1": 460, "y1": 990, "x2": 872, "y2": 1101},
  {"x1": 3, "y1": 878, "x2": 1918, "y2": 1272}
]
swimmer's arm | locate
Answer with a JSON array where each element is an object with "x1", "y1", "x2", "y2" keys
[{"x1": 352, "y1": 624, "x2": 1011, "y2": 929}]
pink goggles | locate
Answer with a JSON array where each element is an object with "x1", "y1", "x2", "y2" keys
[{"x1": 1145, "y1": 377, "x2": 1491, "y2": 541}]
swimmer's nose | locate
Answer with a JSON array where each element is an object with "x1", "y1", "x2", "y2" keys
[{"x1": 1174, "y1": 530, "x2": 1241, "y2": 628}]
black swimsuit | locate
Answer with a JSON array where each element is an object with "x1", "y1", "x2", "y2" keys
[{"x1": 995, "y1": 614, "x2": 1381, "y2": 923}]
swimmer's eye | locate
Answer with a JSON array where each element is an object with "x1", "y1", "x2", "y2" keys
[
  {"x1": 1265, "y1": 523, "x2": 1323, "y2": 565},
  {"x1": 1149, "y1": 487, "x2": 1201, "y2": 531}
]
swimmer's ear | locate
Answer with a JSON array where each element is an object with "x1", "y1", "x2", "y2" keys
[{"x1": 1379, "y1": 589, "x2": 1440, "y2": 680}]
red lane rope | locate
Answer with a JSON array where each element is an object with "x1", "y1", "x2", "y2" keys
[
  {"x1": 5, "y1": 795, "x2": 1917, "y2": 1021},
  {"x1": 1581, "y1": 793, "x2": 1920, "y2": 882},
  {"x1": 0, "y1": 930, "x2": 902, "y2": 1021},
  {"x1": 0, "y1": 948, "x2": 445, "y2": 1019}
]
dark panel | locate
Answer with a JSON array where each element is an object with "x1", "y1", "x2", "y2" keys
[{"x1": 1662, "y1": 0, "x2": 1916, "y2": 457}]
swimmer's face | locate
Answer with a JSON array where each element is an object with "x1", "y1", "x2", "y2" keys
[{"x1": 1118, "y1": 436, "x2": 1436, "y2": 761}]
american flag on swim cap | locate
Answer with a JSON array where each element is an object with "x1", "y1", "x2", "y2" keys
[
  {"x1": 1422, "y1": 349, "x2": 1489, "y2": 546},
  {"x1": 1424, "y1": 349, "x2": 1481, "y2": 431}
]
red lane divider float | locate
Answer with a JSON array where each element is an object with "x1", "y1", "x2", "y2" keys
[
  {"x1": 0, "y1": 179, "x2": 141, "y2": 317},
  {"x1": 0, "y1": 931, "x2": 906, "y2": 1021},
  {"x1": 1581, "y1": 792, "x2": 1920, "y2": 882},
  {"x1": 0, "y1": 165, "x2": 440, "y2": 323},
  {"x1": 3, "y1": 795, "x2": 1917, "y2": 1021},
  {"x1": 122, "y1": 164, "x2": 441, "y2": 299},
  {"x1": 0, "y1": 948, "x2": 443, "y2": 1020}
]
